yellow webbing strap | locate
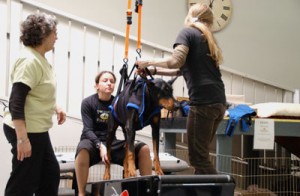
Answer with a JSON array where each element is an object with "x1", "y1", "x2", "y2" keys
[{"x1": 124, "y1": 0, "x2": 132, "y2": 60}]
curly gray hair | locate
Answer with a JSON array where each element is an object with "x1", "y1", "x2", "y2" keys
[{"x1": 20, "y1": 12, "x2": 57, "y2": 47}]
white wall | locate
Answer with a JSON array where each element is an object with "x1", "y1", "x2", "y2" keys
[
  {"x1": 32, "y1": 0, "x2": 300, "y2": 91},
  {"x1": 221, "y1": 0, "x2": 300, "y2": 92}
]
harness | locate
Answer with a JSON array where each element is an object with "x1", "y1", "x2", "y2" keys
[
  {"x1": 225, "y1": 104, "x2": 257, "y2": 137},
  {"x1": 110, "y1": 79, "x2": 161, "y2": 129},
  {"x1": 110, "y1": 0, "x2": 159, "y2": 128},
  {"x1": 110, "y1": 0, "x2": 160, "y2": 129},
  {"x1": 117, "y1": 0, "x2": 150, "y2": 96}
]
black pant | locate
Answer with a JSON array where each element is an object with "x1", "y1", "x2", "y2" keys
[
  {"x1": 3, "y1": 124, "x2": 60, "y2": 196},
  {"x1": 187, "y1": 103, "x2": 226, "y2": 174}
]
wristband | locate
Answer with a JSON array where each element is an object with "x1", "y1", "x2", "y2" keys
[{"x1": 17, "y1": 138, "x2": 29, "y2": 145}]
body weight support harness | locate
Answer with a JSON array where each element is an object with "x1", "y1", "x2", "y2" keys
[
  {"x1": 116, "y1": 0, "x2": 133, "y2": 96},
  {"x1": 111, "y1": 0, "x2": 160, "y2": 129},
  {"x1": 117, "y1": 0, "x2": 151, "y2": 96}
]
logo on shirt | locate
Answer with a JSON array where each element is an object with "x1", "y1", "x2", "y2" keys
[{"x1": 97, "y1": 110, "x2": 110, "y2": 123}]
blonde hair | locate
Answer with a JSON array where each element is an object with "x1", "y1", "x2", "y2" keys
[{"x1": 184, "y1": 3, "x2": 223, "y2": 66}]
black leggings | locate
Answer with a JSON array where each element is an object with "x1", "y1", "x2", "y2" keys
[{"x1": 3, "y1": 124, "x2": 60, "y2": 196}]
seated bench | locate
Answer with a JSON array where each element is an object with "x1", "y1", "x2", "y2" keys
[
  {"x1": 56, "y1": 148, "x2": 190, "y2": 195},
  {"x1": 57, "y1": 151, "x2": 124, "y2": 195}
]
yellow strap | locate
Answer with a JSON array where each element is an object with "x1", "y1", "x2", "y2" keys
[
  {"x1": 124, "y1": 0, "x2": 132, "y2": 59},
  {"x1": 136, "y1": 4, "x2": 142, "y2": 51}
]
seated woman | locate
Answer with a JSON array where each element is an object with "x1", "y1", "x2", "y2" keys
[{"x1": 73, "y1": 71, "x2": 152, "y2": 196}]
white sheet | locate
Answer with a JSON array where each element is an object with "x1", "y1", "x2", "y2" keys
[{"x1": 250, "y1": 102, "x2": 300, "y2": 118}]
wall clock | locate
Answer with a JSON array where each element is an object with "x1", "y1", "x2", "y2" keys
[{"x1": 188, "y1": 0, "x2": 232, "y2": 32}]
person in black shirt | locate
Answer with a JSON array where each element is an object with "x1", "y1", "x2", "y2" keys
[
  {"x1": 74, "y1": 71, "x2": 152, "y2": 196},
  {"x1": 136, "y1": 3, "x2": 226, "y2": 175}
]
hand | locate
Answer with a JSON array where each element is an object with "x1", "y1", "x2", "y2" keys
[
  {"x1": 135, "y1": 68, "x2": 148, "y2": 78},
  {"x1": 100, "y1": 144, "x2": 109, "y2": 165},
  {"x1": 135, "y1": 60, "x2": 149, "y2": 69},
  {"x1": 17, "y1": 138, "x2": 32, "y2": 161},
  {"x1": 56, "y1": 107, "x2": 66, "y2": 125},
  {"x1": 136, "y1": 66, "x2": 156, "y2": 77}
]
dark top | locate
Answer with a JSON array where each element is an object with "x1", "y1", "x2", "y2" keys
[
  {"x1": 80, "y1": 93, "x2": 115, "y2": 146},
  {"x1": 174, "y1": 27, "x2": 226, "y2": 105}
]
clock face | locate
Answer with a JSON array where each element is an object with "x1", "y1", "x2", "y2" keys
[{"x1": 189, "y1": 0, "x2": 232, "y2": 32}]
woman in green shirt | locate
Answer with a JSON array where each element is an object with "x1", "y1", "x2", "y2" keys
[{"x1": 3, "y1": 13, "x2": 66, "y2": 196}]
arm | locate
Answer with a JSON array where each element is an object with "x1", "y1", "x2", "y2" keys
[
  {"x1": 9, "y1": 82, "x2": 32, "y2": 161},
  {"x1": 136, "y1": 44, "x2": 189, "y2": 74},
  {"x1": 80, "y1": 97, "x2": 109, "y2": 163},
  {"x1": 149, "y1": 67, "x2": 181, "y2": 77},
  {"x1": 80, "y1": 99, "x2": 101, "y2": 146}
]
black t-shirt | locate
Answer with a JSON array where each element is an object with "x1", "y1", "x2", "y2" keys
[
  {"x1": 174, "y1": 27, "x2": 226, "y2": 105},
  {"x1": 80, "y1": 93, "x2": 115, "y2": 144}
]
